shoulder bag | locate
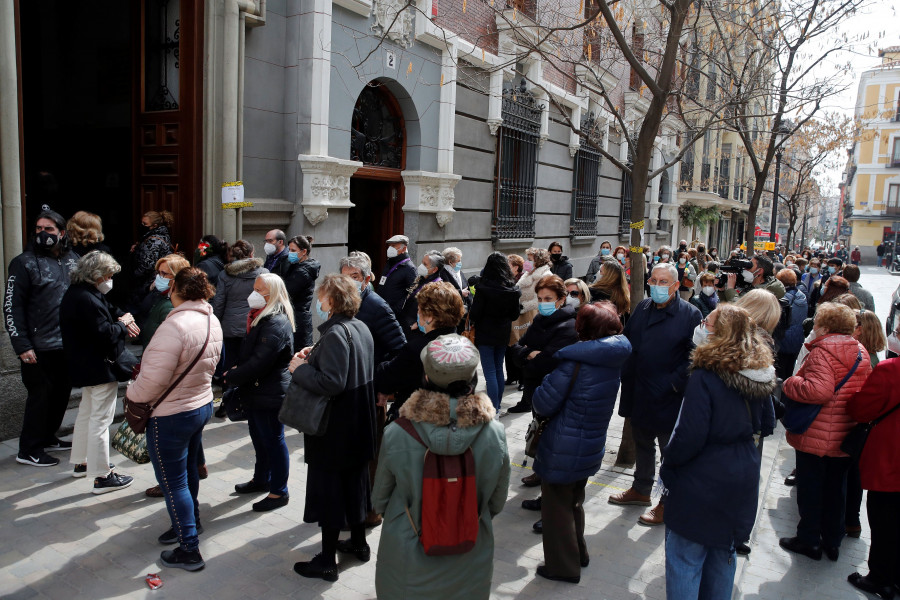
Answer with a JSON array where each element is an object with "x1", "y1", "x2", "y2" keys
[
  {"x1": 279, "y1": 321, "x2": 353, "y2": 436},
  {"x1": 122, "y1": 313, "x2": 212, "y2": 435},
  {"x1": 524, "y1": 363, "x2": 581, "y2": 458},
  {"x1": 841, "y1": 399, "x2": 900, "y2": 461},
  {"x1": 781, "y1": 349, "x2": 862, "y2": 435}
]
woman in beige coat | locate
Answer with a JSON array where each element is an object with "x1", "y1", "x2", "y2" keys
[{"x1": 127, "y1": 268, "x2": 223, "y2": 572}]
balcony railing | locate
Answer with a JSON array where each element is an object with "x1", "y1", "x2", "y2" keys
[{"x1": 886, "y1": 205, "x2": 900, "y2": 216}]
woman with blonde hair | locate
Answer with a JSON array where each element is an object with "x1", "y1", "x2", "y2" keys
[
  {"x1": 67, "y1": 211, "x2": 110, "y2": 256},
  {"x1": 140, "y1": 254, "x2": 191, "y2": 347},
  {"x1": 224, "y1": 273, "x2": 296, "y2": 513},
  {"x1": 736, "y1": 289, "x2": 781, "y2": 336},
  {"x1": 564, "y1": 278, "x2": 591, "y2": 310},
  {"x1": 662, "y1": 304, "x2": 776, "y2": 597},
  {"x1": 589, "y1": 259, "x2": 630, "y2": 319}
]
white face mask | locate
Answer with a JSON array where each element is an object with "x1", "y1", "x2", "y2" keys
[
  {"x1": 692, "y1": 323, "x2": 711, "y2": 346},
  {"x1": 785, "y1": 261, "x2": 794, "y2": 268},
  {"x1": 417, "y1": 263, "x2": 430, "y2": 278},
  {"x1": 386, "y1": 246, "x2": 399, "y2": 259},
  {"x1": 888, "y1": 332, "x2": 900, "y2": 355},
  {"x1": 702, "y1": 286, "x2": 715, "y2": 297},
  {"x1": 97, "y1": 279, "x2": 113, "y2": 295},
  {"x1": 679, "y1": 258, "x2": 686, "y2": 264},
  {"x1": 662, "y1": 253, "x2": 670, "y2": 260},
  {"x1": 617, "y1": 253, "x2": 625, "y2": 261},
  {"x1": 565, "y1": 295, "x2": 580, "y2": 309},
  {"x1": 742, "y1": 269, "x2": 756, "y2": 283},
  {"x1": 247, "y1": 290, "x2": 267, "y2": 309},
  {"x1": 263, "y1": 242, "x2": 277, "y2": 256}
]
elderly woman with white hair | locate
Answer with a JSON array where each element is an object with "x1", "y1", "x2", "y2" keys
[
  {"x1": 225, "y1": 273, "x2": 296, "y2": 513},
  {"x1": 440, "y1": 246, "x2": 469, "y2": 302},
  {"x1": 60, "y1": 250, "x2": 140, "y2": 493}
]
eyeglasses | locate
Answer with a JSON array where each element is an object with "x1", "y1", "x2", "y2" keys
[{"x1": 568, "y1": 291, "x2": 581, "y2": 298}]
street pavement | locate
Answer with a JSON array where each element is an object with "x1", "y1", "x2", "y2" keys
[{"x1": 0, "y1": 266, "x2": 896, "y2": 599}]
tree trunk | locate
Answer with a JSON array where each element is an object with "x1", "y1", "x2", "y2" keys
[{"x1": 744, "y1": 173, "x2": 767, "y2": 249}]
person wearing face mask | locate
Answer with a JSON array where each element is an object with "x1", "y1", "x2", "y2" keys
[
  {"x1": 276, "y1": 235, "x2": 321, "y2": 349},
  {"x1": 676, "y1": 239, "x2": 688, "y2": 257},
  {"x1": 656, "y1": 245, "x2": 673, "y2": 264},
  {"x1": 564, "y1": 278, "x2": 590, "y2": 311},
  {"x1": 340, "y1": 253, "x2": 405, "y2": 366},
  {"x1": 60, "y1": 251, "x2": 140, "y2": 492},
  {"x1": 509, "y1": 275, "x2": 578, "y2": 416},
  {"x1": 139, "y1": 254, "x2": 191, "y2": 348},
  {"x1": 375, "y1": 282, "x2": 464, "y2": 422},
  {"x1": 588, "y1": 261, "x2": 631, "y2": 323},
  {"x1": 224, "y1": 274, "x2": 295, "y2": 513},
  {"x1": 5, "y1": 210, "x2": 80, "y2": 467},
  {"x1": 585, "y1": 241, "x2": 613, "y2": 283},
  {"x1": 676, "y1": 252, "x2": 697, "y2": 301},
  {"x1": 518, "y1": 249, "x2": 553, "y2": 314},
  {"x1": 262, "y1": 229, "x2": 288, "y2": 272},
  {"x1": 287, "y1": 274, "x2": 377, "y2": 583},
  {"x1": 211, "y1": 240, "x2": 269, "y2": 394},
  {"x1": 661, "y1": 304, "x2": 776, "y2": 598},
  {"x1": 722, "y1": 253, "x2": 785, "y2": 303},
  {"x1": 775, "y1": 269, "x2": 809, "y2": 379},
  {"x1": 548, "y1": 241, "x2": 574, "y2": 280},
  {"x1": 378, "y1": 235, "x2": 418, "y2": 317},
  {"x1": 194, "y1": 235, "x2": 227, "y2": 289},
  {"x1": 130, "y1": 210, "x2": 174, "y2": 310},
  {"x1": 841, "y1": 265, "x2": 875, "y2": 312},
  {"x1": 689, "y1": 273, "x2": 719, "y2": 318},
  {"x1": 438, "y1": 247, "x2": 468, "y2": 302},
  {"x1": 609, "y1": 263, "x2": 701, "y2": 527},
  {"x1": 807, "y1": 258, "x2": 843, "y2": 313},
  {"x1": 397, "y1": 251, "x2": 445, "y2": 335},
  {"x1": 800, "y1": 258, "x2": 822, "y2": 295}
]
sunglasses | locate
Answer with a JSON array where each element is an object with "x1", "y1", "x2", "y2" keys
[{"x1": 568, "y1": 291, "x2": 581, "y2": 298}]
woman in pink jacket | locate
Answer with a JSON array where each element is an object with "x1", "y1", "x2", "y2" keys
[
  {"x1": 779, "y1": 303, "x2": 871, "y2": 563},
  {"x1": 127, "y1": 268, "x2": 223, "y2": 572}
]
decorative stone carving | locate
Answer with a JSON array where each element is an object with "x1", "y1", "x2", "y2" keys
[
  {"x1": 487, "y1": 118, "x2": 503, "y2": 136},
  {"x1": 569, "y1": 143, "x2": 580, "y2": 158},
  {"x1": 297, "y1": 155, "x2": 363, "y2": 226},
  {"x1": 371, "y1": 0, "x2": 414, "y2": 48},
  {"x1": 401, "y1": 170, "x2": 462, "y2": 228}
]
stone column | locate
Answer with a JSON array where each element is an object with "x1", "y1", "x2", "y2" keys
[{"x1": 0, "y1": 0, "x2": 23, "y2": 275}]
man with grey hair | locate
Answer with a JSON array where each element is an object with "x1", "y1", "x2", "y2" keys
[
  {"x1": 339, "y1": 253, "x2": 405, "y2": 365},
  {"x1": 5, "y1": 210, "x2": 80, "y2": 467},
  {"x1": 397, "y1": 250, "x2": 445, "y2": 335},
  {"x1": 609, "y1": 262, "x2": 701, "y2": 526},
  {"x1": 263, "y1": 229, "x2": 288, "y2": 272}
]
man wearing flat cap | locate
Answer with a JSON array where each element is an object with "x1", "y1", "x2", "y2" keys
[{"x1": 379, "y1": 234, "x2": 417, "y2": 319}]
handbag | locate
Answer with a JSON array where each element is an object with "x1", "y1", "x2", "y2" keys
[
  {"x1": 509, "y1": 309, "x2": 536, "y2": 346},
  {"x1": 781, "y1": 349, "x2": 862, "y2": 435},
  {"x1": 123, "y1": 314, "x2": 212, "y2": 435},
  {"x1": 461, "y1": 315, "x2": 476, "y2": 344},
  {"x1": 841, "y1": 399, "x2": 900, "y2": 460},
  {"x1": 107, "y1": 342, "x2": 140, "y2": 383},
  {"x1": 524, "y1": 363, "x2": 581, "y2": 458},
  {"x1": 111, "y1": 420, "x2": 150, "y2": 464},
  {"x1": 279, "y1": 322, "x2": 353, "y2": 436},
  {"x1": 221, "y1": 385, "x2": 247, "y2": 422}
]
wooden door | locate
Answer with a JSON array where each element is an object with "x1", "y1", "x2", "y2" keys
[{"x1": 133, "y1": 0, "x2": 203, "y2": 250}]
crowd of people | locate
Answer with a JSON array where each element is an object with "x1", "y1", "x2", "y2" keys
[{"x1": 4, "y1": 209, "x2": 900, "y2": 599}]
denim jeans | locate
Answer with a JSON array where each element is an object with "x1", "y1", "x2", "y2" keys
[
  {"x1": 247, "y1": 407, "x2": 290, "y2": 496},
  {"x1": 147, "y1": 402, "x2": 212, "y2": 552},
  {"x1": 665, "y1": 528, "x2": 736, "y2": 600},
  {"x1": 477, "y1": 344, "x2": 506, "y2": 410}
]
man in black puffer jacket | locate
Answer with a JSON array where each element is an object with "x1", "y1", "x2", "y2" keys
[{"x1": 339, "y1": 253, "x2": 405, "y2": 365}]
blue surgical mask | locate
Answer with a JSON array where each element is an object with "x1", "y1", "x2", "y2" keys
[
  {"x1": 315, "y1": 298, "x2": 330, "y2": 322},
  {"x1": 649, "y1": 285, "x2": 672, "y2": 304},
  {"x1": 809, "y1": 267, "x2": 818, "y2": 275},
  {"x1": 653, "y1": 256, "x2": 660, "y2": 263},
  {"x1": 828, "y1": 266, "x2": 836, "y2": 274},
  {"x1": 454, "y1": 263, "x2": 462, "y2": 272},
  {"x1": 538, "y1": 302, "x2": 557, "y2": 316},
  {"x1": 417, "y1": 313, "x2": 426, "y2": 333},
  {"x1": 601, "y1": 248, "x2": 611, "y2": 256},
  {"x1": 355, "y1": 280, "x2": 364, "y2": 292},
  {"x1": 154, "y1": 274, "x2": 171, "y2": 292},
  {"x1": 288, "y1": 251, "x2": 300, "y2": 264}
]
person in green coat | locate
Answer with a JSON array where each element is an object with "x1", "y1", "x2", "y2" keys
[
  {"x1": 138, "y1": 254, "x2": 190, "y2": 348},
  {"x1": 372, "y1": 334, "x2": 510, "y2": 599}
]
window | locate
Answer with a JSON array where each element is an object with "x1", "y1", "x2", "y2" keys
[
  {"x1": 706, "y1": 64, "x2": 717, "y2": 101},
  {"x1": 680, "y1": 143, "x2": 695, "y2": 189},
  {"x1": 619, "y1": 137, "x2": 635, "y2": 230},
  {"x1": 571, "y1": 115, "x2": 602, "y2": 236},
  {"x1": 888, "y1": 184, "x2": 900, "y2": 211},
  {"x1": 686, "y1": 53, "x2": 701, "y2": 100},
  {"x1": 718, "y1": 143, "x2": 731, "y2": 198},
  {"x1": 493, "y1": 82, "x2": 542, "y2": 241},
  {"x1": 629, "y1": 32, "x2": 645, "y2": 91},
  {"x1": 892, "y1": 138, "x2": 900, "y2": 167}
]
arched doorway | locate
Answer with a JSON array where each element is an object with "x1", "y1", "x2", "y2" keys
[{"x1": 348, "y1": 82, "x2": 406, "y2": 276}]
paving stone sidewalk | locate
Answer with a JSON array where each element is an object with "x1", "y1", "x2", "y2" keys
[{"x1": 0, "y1": 396, "x2": 874, "y2": 600}]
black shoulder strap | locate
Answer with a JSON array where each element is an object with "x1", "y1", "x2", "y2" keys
[{"x1": 833, "y1": 349, "x2": 863, "y2": 394}]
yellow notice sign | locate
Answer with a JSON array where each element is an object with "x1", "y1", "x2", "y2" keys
[{"x1": 222, "y1": 181, "x2": 253, "y2": 209}]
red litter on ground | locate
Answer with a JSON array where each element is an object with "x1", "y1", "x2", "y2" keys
[{"x1": 146, "y1": 573, "x2": 163, "y2": 590}]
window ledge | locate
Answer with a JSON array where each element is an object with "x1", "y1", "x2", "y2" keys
[
  {"x1": 492, "y1": 237, "x2": 535, "y2": 250},
  {"x1": 333, "y1": 0, "x2": 372, "y2": 18},
  {"x1": 569, "y1": 235, "x2": 596, "y2": 244}
]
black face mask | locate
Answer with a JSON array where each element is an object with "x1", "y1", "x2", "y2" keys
[
  {"x1": 139, "y1": 224, "x2": 151, "y2": 236},
  {"x1": 551, "y1": 254, "x2": 562, "y2": 263},
  {"x1": 35, "y1": 231, "x2": 60, "y2": 250}
]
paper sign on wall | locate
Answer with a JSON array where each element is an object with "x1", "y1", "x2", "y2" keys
[{"x1": 222, "y1": 181, "x2": 252, "y2": 209}]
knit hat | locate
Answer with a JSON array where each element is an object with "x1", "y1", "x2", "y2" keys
[{"x1": 419, "y1": 334, "x2": 480, "y2": 388}]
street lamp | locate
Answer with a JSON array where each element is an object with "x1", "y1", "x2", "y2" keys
[{"x1": 769, "y1": 124, "x2": 789, "y2": 243}]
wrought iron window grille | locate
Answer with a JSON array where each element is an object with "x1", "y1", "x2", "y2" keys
[
  {"x1": 493, "y1": 80, "x2": 543, "y2": 241},
  {"x1": 146, "y1": 0, "x2": 180, "y2": 112},
  {"x1": 350, "y1": 85, "x2": 404, "y2": 168},
  {"x1": 571, "y1": 113, "x2": 602, "y2": 237}
]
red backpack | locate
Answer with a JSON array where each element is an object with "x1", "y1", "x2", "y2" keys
[{"x1": 396, "y1": 415, "x2": 481, "y2": 556}]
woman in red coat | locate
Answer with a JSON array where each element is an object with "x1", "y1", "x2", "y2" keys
[
  {"x1": 779, "y1": 303, "x2": 872, "y2": 562},
  {"x1": 846, "y1": 354, "x2": 900, "y2": 598}
]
